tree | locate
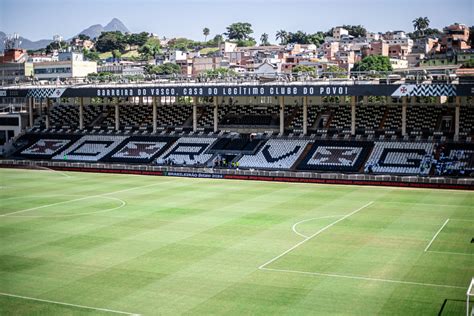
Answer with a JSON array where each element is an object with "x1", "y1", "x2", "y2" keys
[
  {"x1": 325, "y1": 25, "x2": 367, "y2": 38},
  {"x1": 461, "y1": 59, "x2": 474, "y2": 68},
  {"x1": 284, "y1": 31, "x2": 324, "y2": 46},
  {"x1": 211, "y1": 34, "x2": 224, "y2": 46},
  {"x1": 45, "y1": 40, "x2": 68, "y2": 53},
  {"x1": 345, "y1": 25, "x2": 367, "y2": 38},
  {"x1": 167, "y1": 38, "x2": 196, "y2": 51},
  {"x1": 203, "y1": 27, "x2": 210, "y2": 41},
  {"x1": 275, "y1": 30, "x2": 289, "y2": 45},
  {"x1": 292, "y1": 64, "x2": 316, "y2": 75},
  {"x1": 112, "y1": 49, "x2": 122, "y2": 59},
  {"x1": 288, "y1": 31, "x2": 308, "y2": 44},
  {"x1": 95, "y1": 31, "x2": 127, "y2": 53},
  {"x1": 138, "y1": 38, "x2": 161, "y2": 60},
  {"x1": 78, "y1": 34, "x2": 91, "y2": 41},
  {"x1": 352, "y1": 55, "x2": 393, "y2": 73},
  {"x1": 83, "y1": 48, "x2": 100, "y2": 61},
  {"x1": 307, "y1": 32, "x2": 325, "y2": 46},
  {"x1": 225, "y1": 22, "x2": 253, "y2": 41},
  {"x1": 126, "y1": 32, "x2": 149, "y2": 47},
  {"x1": 408, "y1": 27, "x2": 442, "y2": 39},
  {"x1": 260, "y1": 33, "x2": 270, "y2": 46},
  {"x1": 145, "y1": 63, "x2": 181, "y2": 75},
  {"x1": 412, "y1": 17, "x2": 430, "y2": 37},
  {"x1": 235, "y1": 38, "x2": 256, "y2": 47},
  {"x1": 323, "y1": 65, "x2": 347, "y2": 78}
]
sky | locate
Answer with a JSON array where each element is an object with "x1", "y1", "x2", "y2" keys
[{"x1": 0, "y1": 0, "x2": 472, "y2": 41}]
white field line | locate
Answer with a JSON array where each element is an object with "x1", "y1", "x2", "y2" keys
[
  {"x1": 450, "y1": 218, "x2": 474, "y2": 222},
  {"x1": 0, "y1": 181, "x2": 164, "y2": 217},
  {"x1": 424, "y1": 219, "x2": 450, "y2": 252},
  {"x1": 383, "y1": 201, "x2": 474, "y2": 208},
  {"x1": 5, "y1": 197, "x2": 126, "y2": 218},
  {"x1": 426, "y1": 250, "x2": 473, "y2": 256},
  {"x1": 258, "y1": 201, "x2": 374, "y2": 269},
  {"x1": 260, "y1": 267, "x2": 465, "y2": 290},
  {"x1": 0, "y1": 292, "x2": 140, "y2": 315},
  {"x1": 292, "y1": 215, "x2": 344, "y2": 238}
]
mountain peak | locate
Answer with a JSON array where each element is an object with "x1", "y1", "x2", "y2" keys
[
  {"x1": 104, "y1": 18, "x2": 129, "y2": 33},
  {"x1": 77, "y1": 18, "x2": 130, "y2": 39}
]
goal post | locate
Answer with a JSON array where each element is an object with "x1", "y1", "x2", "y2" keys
[{"x1": 468, "y1": 278, "x2": 474, "y2": 316}]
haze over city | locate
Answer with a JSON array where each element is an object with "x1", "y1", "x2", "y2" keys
[{"x1": 1, "y1": 0, "x2": 472, "y2": 41}]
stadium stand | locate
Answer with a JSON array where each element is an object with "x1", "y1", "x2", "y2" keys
[
  {"x1": 298, "y1": 140, "x2": 373, "y2": 172},
  {"x1": 155, "y1": 137, "x2": 217, "y2": 166},
  {"x1": 406, "y1": 105, "x2": 444, "y2": 132},
  {"x1": 34, "y1": 104, "x2": 110, "y2": 130},
  {"x1": 356, "y1": 105, "x2": 386, "y2": 131},
  {"x1": 220, "y1": 105, "x2": 279, "y2": 126},
  {"x1": 53, "y1": 135, "x2": 128, "y2": 162},
  {"x1": 103, "y1": 136, "x2": 177, "y2": 163},
  {"x1": 208, "y1": 136, "x2": 262, "y2": 153},
  {"x1": 434, "y1": 142, "x2": 474, "y2": 176},
  {"x1": 288, "y1": 104, "x2": 329, "y2": 131},
  {"x1": 15, "y1": 134, "x2": 81, "y2": 159},
  {"x1": 328, "y1": 104, "x2": 352, "y2": 130},
  {"x1": 382, "y1": 106, "x2": 402, "y2": 131},
  {"x1": 238, "y1": 139, "x2": 311, "y2": 169},
  {"x1": 364, "y1": 141, "x2": 435, "y2": 175},
  {"x1": 460, "y1": 106, "x2": 474, "y2": 134}
]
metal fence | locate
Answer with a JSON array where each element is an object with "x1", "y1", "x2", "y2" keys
[{"x1": 1, "y1": 159, "x2": 472, "y2": 188}]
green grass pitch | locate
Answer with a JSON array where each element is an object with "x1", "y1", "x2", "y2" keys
[{"x1": 1, "y1": 168, "x2": 473, "y2": 315}]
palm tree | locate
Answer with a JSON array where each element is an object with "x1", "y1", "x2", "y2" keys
[
  {"x1": 412, "y1": 17, "x2": 430, "y2": 37},
  {"x1": 260, "y1": 33, "x2": 270, "y2": 46},
  {"x1": 275, "y1": 30, "x2": 288, "y2": 45},
  {"x1": 203, "y1": 27, "x2": 210, "y2": 42}
]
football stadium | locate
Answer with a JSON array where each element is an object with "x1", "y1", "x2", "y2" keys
[
  {"x1": 1, "y1": 77, "x2": 473, "y2": 315},
  {"x1": 1, "y1": 1, "x2": 474, "y2": 314}
]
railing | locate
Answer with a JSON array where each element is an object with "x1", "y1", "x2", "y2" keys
[
  {"x1": 0, "y1": 159, "x2": 472, "y2": 189},
  {"x1": 2, "y1": 67, "x2": 471, "y2": 89}
]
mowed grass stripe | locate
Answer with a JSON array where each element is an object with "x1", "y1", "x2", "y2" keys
[{"x1": 0, "y1": 168, "x2": 472, "y2": 315}]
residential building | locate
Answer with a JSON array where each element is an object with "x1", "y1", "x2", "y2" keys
[
  {"x1": 33, "y1": 52, "x2": 97, "y2": 81},
  {"x1": 333, "y1": 27, "x2": 349, "y2": 40},
  {"x1": 192, "y1": 57, "x2": 223, "y2": 75},
  {"x1": 441, "y1": 24, "x2": 471, "y2": 52},
  {"x1": 389, "y1": 58, "x2": 408, "y2": 69},
  {"x1": 363, "y1": 40, "x2": 389, "y2": 57},
  {"x1": 0, "y1": 48, "x2": 33, "y2": 85}
]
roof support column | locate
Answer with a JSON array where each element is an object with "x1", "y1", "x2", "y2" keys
[
  {"x1": 279, "y1": 96, "x2": 285, "y2": 135},
  {"x1": 152, "y1": 96, "x2": 157, "y2": 133},
  {"x1": 45, "y1": 97, "x2": 50, "y2": 129},
  {"x1": 28, "y1": 97, "x2": 33, "y2": 128},
  {"x1": 303, "y1": 96, "x2": 308, "y2": 135},
  {"x1": 115, "y1": 101, "x2": 119, "y2": 131},
  {"x1": 454, "y1": 96, "x2": 460, "y2": 137},
  {"x1": 193, "y1": 96, "x2": 197, "y2": 132},
  {"x1": 351, "y1": 96, "x2": 356, "y2": 136},
  {"x1": 79, "y1": 97, "x2": 84, "y2": 130},
  {"x1": 213, "y1": 96, "x2": 218, "y2": 133},
  {"x1": 402, "y1": 97, "x2": 407, "y2": 136}
]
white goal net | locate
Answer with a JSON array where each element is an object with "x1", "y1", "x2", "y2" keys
[{"x1": 468, "y1": 278, "x2": 474, "y2": 316}]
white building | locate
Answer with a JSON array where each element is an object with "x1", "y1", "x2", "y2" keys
[
  {"x1": 220, "y1": 42, "x2": 237, "y2": 54},
  {"x1": 33, "y1": 52, "x2": 97, "y2": 80},
  {"x1": 333, "y1": 27, "x2": 349, "y2": 40},
  {"x1": 389, "y1": 58, "x2": 408, "y2": 69}
]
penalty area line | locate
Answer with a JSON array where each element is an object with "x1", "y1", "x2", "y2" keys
[
  {"x1": 258, "y1": 201, "x2": 374, "y2": 269},
  {"x1": 260, "y1": 267, "x2": 465, "y2": 290},
  {"x1": 424, "y1": 219, "x2": 449, "y2": 252},
  {"x1": 0, "y1": 292, "x2": 140, "y2": 315}
]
